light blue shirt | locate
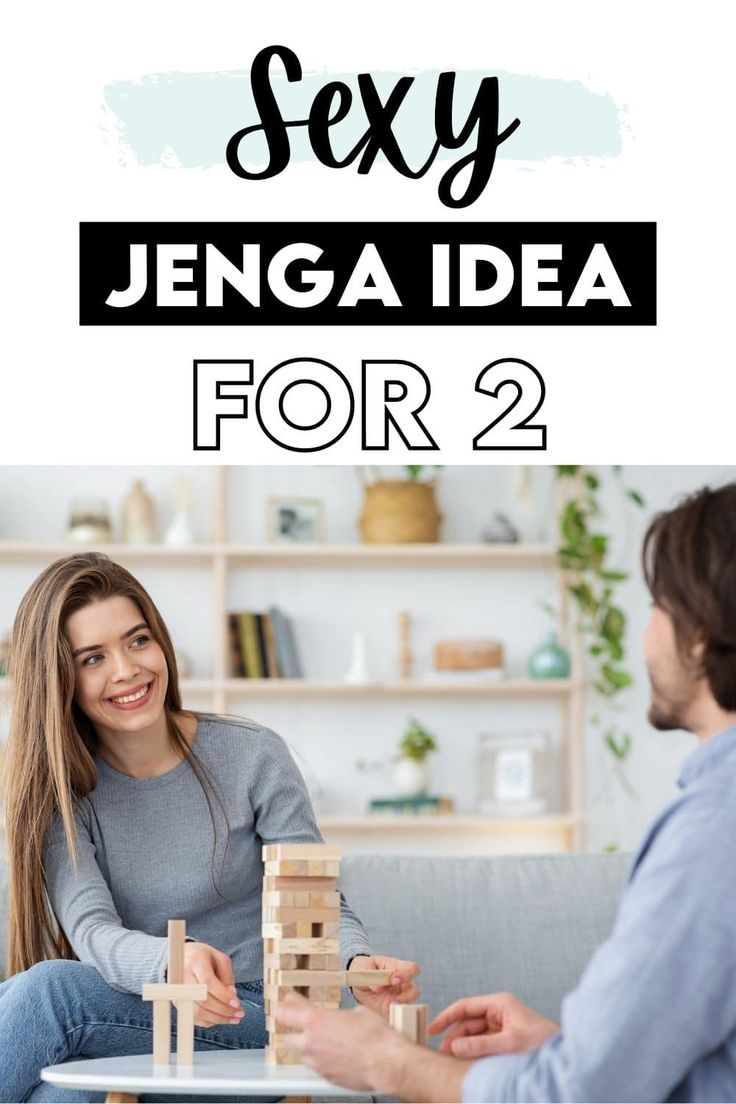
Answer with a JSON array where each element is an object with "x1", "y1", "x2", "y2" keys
[{"x1": 463, "y1": 725, "x2": 736, "y2": 1103}]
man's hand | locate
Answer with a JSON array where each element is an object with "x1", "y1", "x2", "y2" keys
[
  {"x1": 183, "y1": 941, "x2": 244, "y2": 1029},
  {"x1": 275, "y1": 991, "x2": 413, "y2": 1090},
  {"x1": 428, "y1": 991, "x2": 559, "y2": 1058},
  {"x1": 348, "y1": 953, "x2": 420, "y2": 1016}
]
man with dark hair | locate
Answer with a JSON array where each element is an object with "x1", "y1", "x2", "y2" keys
[{"x1": 277, "y1": 484, "x2": 736, "y2": 1102}]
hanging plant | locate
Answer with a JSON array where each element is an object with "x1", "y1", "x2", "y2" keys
[{"x1": 554, "y1": 466, "x2": 644, "y2": 781}]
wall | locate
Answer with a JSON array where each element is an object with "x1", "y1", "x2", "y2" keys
[{"x1": 1, "y1": 464, "x2": 732, "y2": 851}]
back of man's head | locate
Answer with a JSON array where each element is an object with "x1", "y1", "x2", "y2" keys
[{"x1": 643, "y1": 483, "x2": 736, "y2": 710}]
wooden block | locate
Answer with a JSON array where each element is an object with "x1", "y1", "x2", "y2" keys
[
  {"x1": 264, "y1": 953, "x2": 299, "y2": 970},
  {"x1": 152, "y1": 999, "x2": 170, "y2": 1065},
  {"x1": 307, "y1": 892, "x2": 341, "y2": 908},
  {"x1": 304, "y1": 986, "x2": 342, "y2": 1003},
  {"x1": 344, "y1": 969, "x2": 394, "y2": 988},
  {"x1": 272, "y1": 969, "x2": 348, "y2": 987},
  {"x1": 260, "y1": 918, "x2": 315, "y2": 936},
  {"x1": 142, "y1": 983, "x2": 207, "y2": 1002},
  {"x1": 176, "y1": 998, "x2": 195, "y2": 1064},
  {"x1": 266, "y1": 1046, "x2": 301, "y2": 1066},
  {"x1": 264, "y1": 985, "x2": 303, "y2": 1003},
  {"x1": 262, "y1": 844, "x2": 342, "y2": 861},
  {"x1": 263, "y1": 907, "x2": 340, "y2": 924},
  {"x1": 106, "y1": 1095, "x2": 140, "y2": 1103},
  {"x1": 266, "y1": 1014, "x2": 299, "y2": 1034},
  {"x1": 264, "y1": 860, "x2": 340, "y2": 877},
  {"x1": 265, "y1": 875, "x2": 337, "y2": 892},
  {"x1": 264, "y1": 937, "x2": 340, "y2": 955},
  {"x1": 305, "y1": 954, "x2": 341, "y2": 970},
  {"x1": 272, "y1": 969, "x2": 392, "y2": 988},
  {"x1": 263, "y1": 891, "x2": 341, "y2": 909},
  {"x1": 389, "y1": 1003, "x2": 429, "y2": 1046},
  {"x1": 167, "y1": 920, "x2": 186, "y2": 985}
]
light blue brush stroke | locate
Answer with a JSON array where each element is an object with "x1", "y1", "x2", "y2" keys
[{"x1": 103, "y1": 66, "x2": 622, "y2": 168}]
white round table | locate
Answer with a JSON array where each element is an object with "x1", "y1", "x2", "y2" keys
[{"x1": 41, "y1": 1048, "x2": 365, "y2": 1102}]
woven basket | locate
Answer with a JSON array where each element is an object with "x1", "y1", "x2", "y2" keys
[{"x1": 359, "y1": 481, "x2": 442, "y2": 543}]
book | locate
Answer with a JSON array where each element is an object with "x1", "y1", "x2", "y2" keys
[
  {"x1": 368, "y1": 795, "x2": 455, "y2": 817},
  {"x1": 269, "y1": 606, "x2": 303, "y2": 678},
  {"x1": 227, "y1": 612, "x2": 245, "y2": 678},
  {"x1": 237, "y1": 611, "x2": 264, "y2": 679},
  {"x1": 255, "y1": 614, "x2": 269, "y2": 677},
  {"x1": 260, "y1": 612, "x2": 281, "y2": 678}
]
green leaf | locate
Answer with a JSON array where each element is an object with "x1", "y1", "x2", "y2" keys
[
  {"x1": 602, "y1": 664, "x2": 633, "y2": 691},
  {"x1": 600, "y1": 570, "x2": 629, "y2": 583},
  {"x1": 591, "y1": 534, "x2": 608, "y2": 557},
  {"x1": 585, "y1": 472, "x2": 600, "y2": 491},
  {"x1": 601, "y1": 606, "x2": 626, "y2": 641},
  {"x1": 405, "y1": 465, "x2": 424, "y2": 481},
  {"x1": 602, "y1": 842, "x2": 620, "y2": 852},
  {"x1": 569, "y1": 582, "x2": 597, "y2": 613},
  {"x1": 627, "y1": 489, "x2": 645, "y2": 507}
]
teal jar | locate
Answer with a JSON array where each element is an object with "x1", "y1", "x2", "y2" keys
[{"x1": 527, "y1": 632, "x2": 571, "y2": 679}]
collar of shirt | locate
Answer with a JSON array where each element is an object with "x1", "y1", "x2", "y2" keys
[{"x1": 678, "y1": 724, "x2": 736, "y2": 789}]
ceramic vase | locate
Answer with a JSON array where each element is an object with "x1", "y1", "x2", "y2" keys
[{"x1": 527, "y1": 632, "x2": 571, "y2": 679}]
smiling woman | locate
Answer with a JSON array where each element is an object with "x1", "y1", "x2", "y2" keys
[{"x1": 0, "y1": 553, "x2": 419, "y2": 1103}]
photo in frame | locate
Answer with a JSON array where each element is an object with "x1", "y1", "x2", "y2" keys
[{"x1": 267, "y1": 496, "x2": 326, "y2": 544}]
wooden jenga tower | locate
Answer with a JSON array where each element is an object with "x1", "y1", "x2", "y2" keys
[
  {"x1": 262, "y1": 842, "x2": 390, "y2": 1064},
  {"x1": 142, "y1": 920, "x2": 207, "y2": 1066}
]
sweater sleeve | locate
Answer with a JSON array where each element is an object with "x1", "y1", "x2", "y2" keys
[
  {"x1": 43, "y1": 804, "x2": 169, "y2": 995},
  {"x1": 249, "y1": 727, "x2": 373, "y2": 969}
]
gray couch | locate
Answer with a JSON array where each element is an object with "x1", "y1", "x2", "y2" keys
[
  {"x1": 2, "y1": 850, "x2": 629, "y2": 1022},
  {"x1": 340, "y1": 852, "x2": 628, "y2": 1023}
]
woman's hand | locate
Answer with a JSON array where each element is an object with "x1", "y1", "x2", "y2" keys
[
  {"x1": 348, "y1": 954, "x2": 420, "y2": 1017},
  {"x1": 428, "y1": 991, "x2": 559, "y2": 1058},
  {"x1": 182, "y1": 941, "x2": 244, "y2": 1029}
]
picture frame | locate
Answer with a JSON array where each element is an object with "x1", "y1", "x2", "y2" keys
[{"x1": 267, "y1": 496, "x2": 327, "y2": 544}]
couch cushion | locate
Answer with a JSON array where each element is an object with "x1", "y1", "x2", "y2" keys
[{"x1": 340, "y1": 851, "x2": 629, "y2": 1023}]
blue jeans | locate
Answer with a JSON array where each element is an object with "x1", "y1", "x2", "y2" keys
[{"x1": 0, "y1": 960, "x2": 272, "y2": 1103}]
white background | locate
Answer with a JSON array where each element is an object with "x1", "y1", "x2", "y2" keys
[{"x1": 1, "y1": 0, "x2": 734, "y2": 462}]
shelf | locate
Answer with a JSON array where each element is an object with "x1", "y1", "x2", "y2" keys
[
  {"x1": 218, "y1": 678, "x2": 578, "y2": 698},
  {"x1": 0, "y1": 541, "x2": 557, "y2": 570},
  {"x1": 224, "y1": 544, "x2": 557, "y2": 569},
  {"x1": 318, "y1": 814, "x2": 580, "y2": 833},
  {"x1": 0, "y1": 678, "x2": 579, "y2": 699},
  {"x1": 0, "y1": 541, "x2": 218, "y2": 566}
]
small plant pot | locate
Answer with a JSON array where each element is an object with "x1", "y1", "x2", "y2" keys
[
  {"x1": 360, "y1": 481, "x2": 442, "y2": 543},
  {"x1": 393, "y1": 756, "x2": 430, "y2": 797}
]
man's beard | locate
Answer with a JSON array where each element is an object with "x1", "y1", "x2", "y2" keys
[
  {"x1": 648, "y1": 698, "x2": 687, "y2": 731},
  {"x1": 647, "y1": 668, "x2": 694, "y2": 732}
]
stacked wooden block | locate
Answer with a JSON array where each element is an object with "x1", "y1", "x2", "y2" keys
[
  {"x1": 262, "y1": 842, "x2": 393, "y2": 1064},
  {"x1": 262, "y1": 843, "x2": 343, "y2": 1064}
]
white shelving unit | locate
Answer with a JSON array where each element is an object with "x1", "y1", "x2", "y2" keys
[{"x1": 0, "y1": 468, "x2": 586, "y2": 852}]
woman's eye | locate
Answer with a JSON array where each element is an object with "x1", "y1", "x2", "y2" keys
[
  {"x1": 131, "y1": 635, "x2": 150, "y2": 648},
  {"x1": 84, "y1": 653, "x2": 104, "y2": 667}
]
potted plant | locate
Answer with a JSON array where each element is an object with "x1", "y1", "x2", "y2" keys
[
  {"x1": 393, "y1": 717, "x2": 438, "y2": 796},
  {"x1": 358, "y1": 466, "x2": 442, "y2": 543}
]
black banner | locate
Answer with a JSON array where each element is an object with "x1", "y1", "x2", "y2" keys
[{"x1": 79, "y1": 221, "x2": 656, "y2": 326}]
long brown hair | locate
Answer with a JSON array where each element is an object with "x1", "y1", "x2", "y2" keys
[
  {"x1": 642, "y1": 482, "x2": 736, "y2": 709},
  {"x1": 4, "y1": 552, "x2": 223, "y2": 976}
]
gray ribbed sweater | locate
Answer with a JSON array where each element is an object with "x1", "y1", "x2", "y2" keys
[{"x1": 43, "y1": 715, "x2": 373, "y2": 994}]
